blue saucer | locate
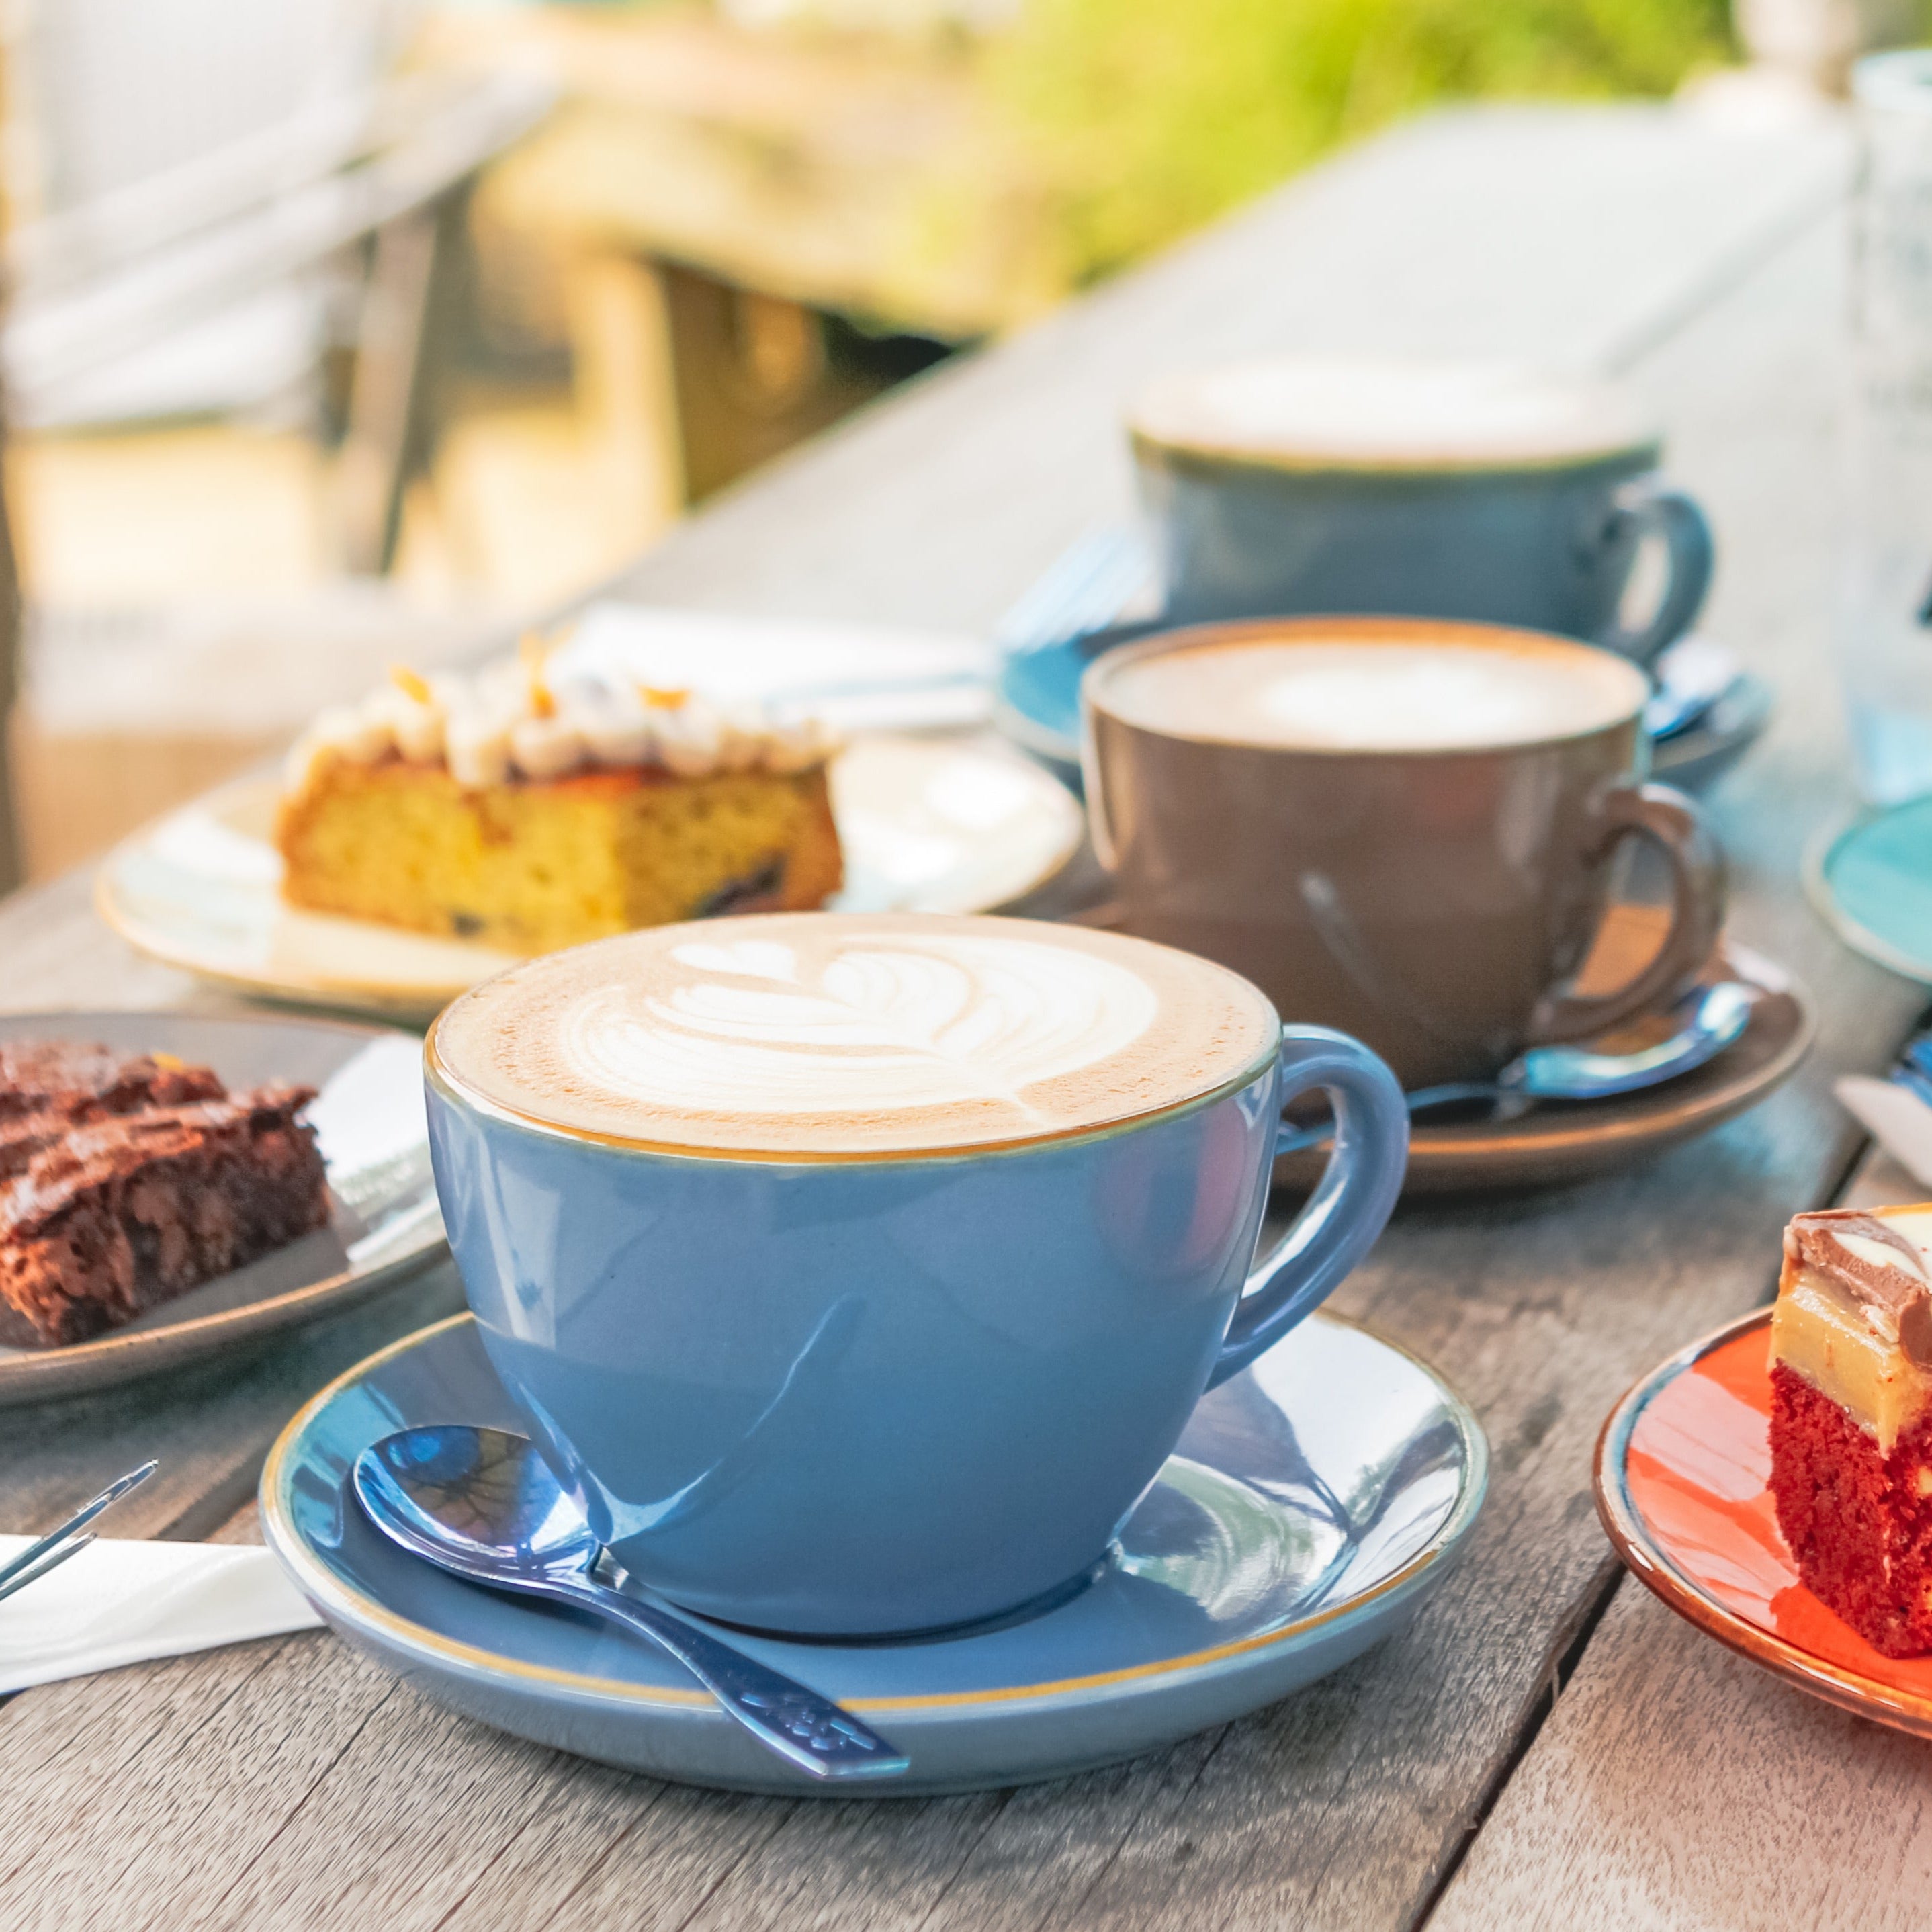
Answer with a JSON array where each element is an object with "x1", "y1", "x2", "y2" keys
[
  {"x1": 1808, "y1": 797, "x2": 1932, "y2": 983},
  {"x1": 996, "y1": 621, "x2": 1161, "y2": 787},
  {"x1": 996, "y1": 631, "x2": 1772, "y2": 796},
  {"x1": 261, "y1": 1311, "x2": 1485, "y2": 1795}
]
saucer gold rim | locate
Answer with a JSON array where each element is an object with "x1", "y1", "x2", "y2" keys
[
  {"x1": 260, "y1": 1309, "x2": 1487, "y2": 1718},
  {"x1": 1271, "y1": 936, "x2": 1812, "y2": 1193}
]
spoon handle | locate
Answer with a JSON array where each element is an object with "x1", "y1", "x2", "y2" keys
[{"x1": 567, "y1": 1578, "x2": 910, "y2": 1780}]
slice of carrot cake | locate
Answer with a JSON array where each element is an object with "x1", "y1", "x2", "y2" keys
[{"x1": 277, "y1": 642, "x2": 843, "y2": 954}]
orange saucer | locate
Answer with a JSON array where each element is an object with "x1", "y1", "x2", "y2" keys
[{"x1": 1597, "y1": 1307, "x2": 1932, "y2": 1737}]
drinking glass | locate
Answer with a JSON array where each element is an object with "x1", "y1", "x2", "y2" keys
[{"x1": 1841, "y1": 50, "x2": 1932, "y2": 801}]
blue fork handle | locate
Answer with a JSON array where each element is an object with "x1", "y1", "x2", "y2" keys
[
  {"x1": 1210, "y1": 1028, "x2": 1409, "y2": 1389},
  {"x1": 543, "y1": 1575, "x2": 910, "y2": 1781}
]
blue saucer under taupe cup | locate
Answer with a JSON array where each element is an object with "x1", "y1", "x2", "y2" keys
[
  {"x1": 423, "y1": 910, "x2": 1409, "y2": 1639},
  {"x1": 1129, "y1": 356, "x2": 1714, "y2": 663}
]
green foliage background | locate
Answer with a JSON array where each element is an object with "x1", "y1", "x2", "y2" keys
[{"x1": 985, "y1": 0, "x2": 1735, "y2": 286}]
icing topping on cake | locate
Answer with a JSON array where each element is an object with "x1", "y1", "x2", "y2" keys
[
  {"x1": 1784, "y1": 1209, "x2": 1932, "y2": 1367},
  {"x1": 283, "y1": 643, "x2": 840, "y2": 798},
  {"x1": 1773, "y1": 1204, "x2": 1932, "y2": 1452}
]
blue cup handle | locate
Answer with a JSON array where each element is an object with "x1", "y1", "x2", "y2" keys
[
  {"x1": 1207, "y1": 1026, "x2": 1409, "y2": 1389},
  {"x1": 1595, "y1": 475, "x2": 1715, "y2": 667}
]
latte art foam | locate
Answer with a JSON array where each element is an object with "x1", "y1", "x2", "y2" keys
[
  {"x1": 1092, "y1": 633, "x2": 1646, "y2": 754},
  {"x1": 433, "y1": 912, "x2": 1278, "y2": 1155}
]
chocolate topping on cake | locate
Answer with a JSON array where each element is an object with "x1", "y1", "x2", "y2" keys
[
  {"x1": 1786, "y1": 1210, "x2": 1932, "y2": 1366},
  {"x1": 0, "y1": 1040, "x2": 224, "y2": 1124}
]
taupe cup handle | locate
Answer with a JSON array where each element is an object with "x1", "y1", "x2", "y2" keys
[{"x1": 1528, "y1": 781, "x2": 1726, "y2": 1045}]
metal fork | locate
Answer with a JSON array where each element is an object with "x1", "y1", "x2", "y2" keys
[{"x1": 0, "y1": 1460, "x2": 157, "y2": 1606}]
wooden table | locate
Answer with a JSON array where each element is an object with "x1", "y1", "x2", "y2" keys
[{"x1": 1, "y1": 101, "x2": 1926, "y2": 1931}]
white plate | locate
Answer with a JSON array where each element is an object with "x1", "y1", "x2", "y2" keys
[{"x1": 97, "y1": 736, "x2": 1083, "y2": 1022}]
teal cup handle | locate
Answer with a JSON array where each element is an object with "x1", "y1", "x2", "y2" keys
[
  {"x1": 1595, "y1": 476, "x2": 1715, "y2": 666},
  {"x1": 1209, "y1": 1026, "x2": 1409, "y2": 1389}
]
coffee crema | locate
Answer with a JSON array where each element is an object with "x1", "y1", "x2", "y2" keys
[
  {"x1": 1129, "y1": 357, "x2": 1657, "y2": 472},
  {"x1": 1088, "y1": 629, "x2": 1646, "y2": 754},
  {"x1": 430, "y1": 911, "x2": 1279, "y2": 1155}
]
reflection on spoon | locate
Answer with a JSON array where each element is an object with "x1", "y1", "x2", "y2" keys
[
  {"x1": 1279, "y1": 979, "x2": 1756, "y2": 1152},
  {"x1": 353, "y1": 1425, "x2": 908, "y2": 1782}
]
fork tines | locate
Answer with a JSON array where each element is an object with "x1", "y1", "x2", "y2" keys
[{"x1": 0, "y1": 1458, "x2": 157, "y2": 1607}]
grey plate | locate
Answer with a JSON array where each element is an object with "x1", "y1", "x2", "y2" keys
[
  {"x1": 0, "y1": 1011, "x2": 445, "y2": 1407},
  {"x1": 261, "y1": 1309, "x2": 1487, "y2": 1796}
]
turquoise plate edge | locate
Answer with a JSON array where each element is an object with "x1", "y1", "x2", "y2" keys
[{"x1": 1807, "y1": 800, "x2": 1932, "y2": 985}]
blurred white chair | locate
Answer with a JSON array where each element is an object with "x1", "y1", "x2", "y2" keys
[
  {"x1": 3, "y1": 1, "x2": 550, "y2": 566},
  {"x1": 7, "y1": 0, "x2": 415, "y2": 430},
  {"x1": 0, "y1": 0, "x2": 552, "y2": 889}
]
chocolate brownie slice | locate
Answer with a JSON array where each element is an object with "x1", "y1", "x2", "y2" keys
[{"x1": 0, "y1": 1083, "x2": 330, "y2": 1348}]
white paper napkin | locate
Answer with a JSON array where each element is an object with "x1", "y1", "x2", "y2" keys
[
  {"x1": 0, "y1": 1534, "x2": 322, "y2": 1694},
  {"x1": 554, "y1": 603, "x2": 997, "y2": 734},
  {"x1": 1836, "y1": 1075, "x2": 1932, "y2": 1192}
]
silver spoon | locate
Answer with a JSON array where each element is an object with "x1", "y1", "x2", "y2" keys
[
  {"x1": 1644, "y1": 636, "x2": 1741, "y2": 743},
  {"x1": 1278, "y1": 979, "x2": 1757, "y2": 1151},
  {"x1": 353, "y1": 1425, "x2": 909, "y2": 1783},
  {"x1": 1407, "y1": 979, "x2": 1757, "y2": 1116}
]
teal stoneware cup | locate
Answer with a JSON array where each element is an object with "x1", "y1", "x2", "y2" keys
[{"x1": 1130, "y1": 355, "x2": 1714, "y2": 664}]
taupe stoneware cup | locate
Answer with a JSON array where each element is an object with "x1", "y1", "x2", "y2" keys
[{"x1": 1080, "y1": 616, "x2": 1726, "y2": 1092}]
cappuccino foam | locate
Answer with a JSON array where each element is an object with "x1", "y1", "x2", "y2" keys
[
  {"x1": 1090, "y1": 631, "x2": 1646, "y2": 753},
  {"x1": 1130, "y1": 357, "x2": 1657, "y2": 471},
  {"x1": 432, "y1": 912, "x2": 1278, "y2": 1155}
]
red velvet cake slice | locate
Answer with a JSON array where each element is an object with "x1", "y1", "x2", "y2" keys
[
  {"x1": 0, "y1": 1049, "x2": 331, "y2": 1350},
  {"x1": 1769, "y1": 1205, "x2": 1932, "y2": 1656}
]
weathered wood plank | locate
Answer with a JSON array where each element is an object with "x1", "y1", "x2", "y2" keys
[
  {"x1": 0, "y1": 106, "x2": 1889, "y2": 1932},
  {"x1": 1424, "y1": 1155, "x2": 1932, "y2": 1932},
  {"x1": 0, "y1": 870, "x2": 204, "y2": 1016},
  {"x1": 1431, "y1": 1581, "x2": 1932, "y2": 1932},
  {"x1": 0, "y1": 1264, "x2": 464, "y2": 1545}
]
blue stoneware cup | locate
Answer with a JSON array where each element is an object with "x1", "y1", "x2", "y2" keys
[
  {"x1": 1130, "y1": 356, "x2": 1713, "y2": 664},
  {"x1": 425, "y1": 926, "x2": 1408, "y2": 1638}
]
